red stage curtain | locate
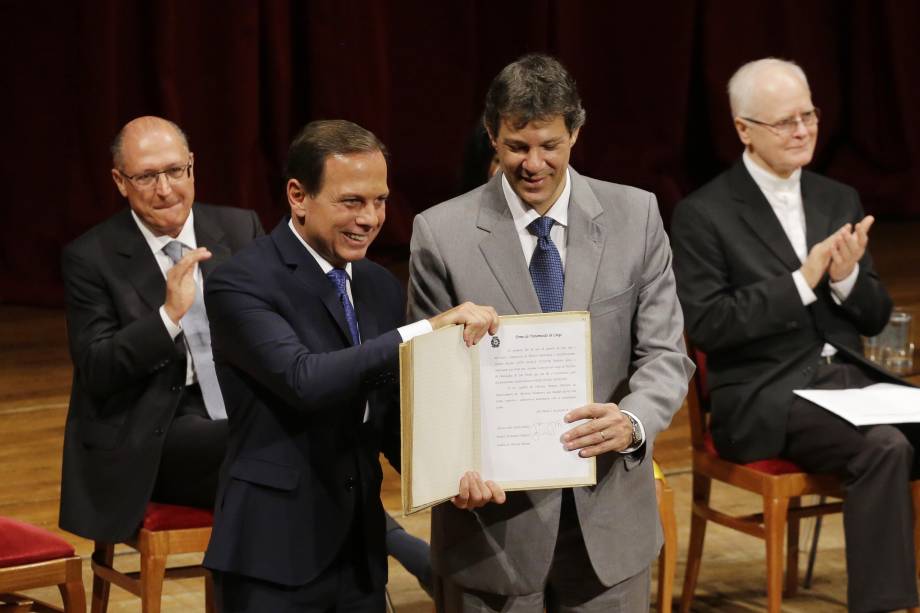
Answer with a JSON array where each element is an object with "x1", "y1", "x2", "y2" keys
[{"x1": 3, "y1": 0, "x2": 919, "y2": 305}]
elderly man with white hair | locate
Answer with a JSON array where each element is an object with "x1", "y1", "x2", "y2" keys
[{"x1": 671, "y1": 58, "x2": 920, "y2": 612}]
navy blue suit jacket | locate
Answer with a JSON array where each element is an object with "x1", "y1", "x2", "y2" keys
[{"x1": 202, "y1": 220, "x2": 404, "y2": 589}]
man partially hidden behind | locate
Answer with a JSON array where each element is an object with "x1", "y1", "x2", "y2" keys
[
  {"x1": 671, "y1": 58, "x2": 920, "y2": 612},
  {"x1": 202, "y1": 120, "x2": 502, "y2": 612},
  {"x1": 408, "y1": 54, "x2": 692, "y2": 612},
  {"x1": 59, "y1": 116, "x2": 264, "y2": 543}
]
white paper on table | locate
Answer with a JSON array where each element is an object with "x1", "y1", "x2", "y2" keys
[
  {"x1": 476, "y1": 318, "x2": 593, "y2": 483},
  {"x1": 793, "y1": 383, "x2": 920, "y2": 426}
]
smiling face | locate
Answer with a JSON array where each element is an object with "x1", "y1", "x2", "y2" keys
[
  {"x1": 289, "y1": 150, "x2": 388, "y2": 267},
  {"x1": 734, "y1": 68, "x2": 817, "y2": 178},
  {"x1": 111, "y1": 117, "x2": 194, "y2": 238},
  {"x1": 489, "y1": 115, "x2": 580, "y2": 215}
]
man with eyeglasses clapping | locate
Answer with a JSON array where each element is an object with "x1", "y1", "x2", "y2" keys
[
  {"x1": 672, "y1": 58, "x2": 919, "y2": 612},
  {"x1": 58, "y1": 116, "x2": 263, "y2": 545}
]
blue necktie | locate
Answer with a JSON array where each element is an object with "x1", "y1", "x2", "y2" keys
[
  {"x1": 527, "y1": 216, "x2": 564, "y2": 313},
  {"x1": 162, "y1": 241, "x2": 227, "y2": 420},
  {"x1": 326, "y1": 268, "x2": 361, "y2": 345}
]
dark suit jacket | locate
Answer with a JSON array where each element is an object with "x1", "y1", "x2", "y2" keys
[
  {"x1": 671, "y1": 160, "x2": 893, "y2": 463},
  {"x1": 202, "y1": 220, "x2": 404, "y2": 589},
  {"x1": 59, "y1": 203, "x2": 263, "y2": 542}
]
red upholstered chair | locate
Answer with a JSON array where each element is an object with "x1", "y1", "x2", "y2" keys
[
  {"x1": 0, "y1": 516, "x2": 85, "y2": 612},
  {"x1": 679, "y1": 346, "x2": 920, "y2": 613},
  {"x1": 90, "y1": 503, "x2": 214, "y2": 613}
]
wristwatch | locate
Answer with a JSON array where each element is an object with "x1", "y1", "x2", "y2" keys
[{"x1": 624, "y1": 412, "x2": 643, "y2": 449}]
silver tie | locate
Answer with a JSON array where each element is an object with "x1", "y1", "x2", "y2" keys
[{"x1": 162, "y1": 241, "x2": 227, "y2": 420}]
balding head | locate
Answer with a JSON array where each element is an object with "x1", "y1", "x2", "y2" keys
[
  {"x1": 728, "y1": 58, "x2": 810, "y2": 119},
  {"x1": 110, "y1": 116, "x2": 196, "y2": 237},
  {"x1": 112, "y1": 116, "x2": 189, "y2": 169}
]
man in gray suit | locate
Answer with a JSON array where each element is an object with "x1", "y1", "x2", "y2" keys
[{"x1": 408, "y1": 54, "x2": 693, "y2": 612}]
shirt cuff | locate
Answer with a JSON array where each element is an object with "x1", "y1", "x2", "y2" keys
[
  {"x1": 398, "y1": 319, "x2": 433, "y2": 342},
  {"x1": 791, "y1": 270, "x2": 818, "y2": 306},
  {"x1": 619, "y1": 410, "x2": 646, "y2": 454},
  {"x1": 159, "y1": 306, "x2": 182, "y2": 339},
  {"x1": 829, "y1": 263, "x2": 859, "y2": 304}
]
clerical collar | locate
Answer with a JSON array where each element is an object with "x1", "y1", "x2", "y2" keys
[{"x1": 743, "y1": 150, "x2": 801, "y2": 195}]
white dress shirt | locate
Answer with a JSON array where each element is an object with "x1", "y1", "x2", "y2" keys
[
  {"x1": 131, "y1": 210, "x2": 200, "y2": 385},
  {"x1": 743, "y1": 152, "x2": 859, "y2": 357},
  {"x1": 499, "y1": 170, "x2": 645, "y2": 452}
]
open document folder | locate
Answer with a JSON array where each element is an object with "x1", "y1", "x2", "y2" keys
[
  {"x1": 399, "y1": 311, "x2": 597, "y2": 515},
  {"x1": 794, "y1": 383, "x2": 920, "y2": 426}
]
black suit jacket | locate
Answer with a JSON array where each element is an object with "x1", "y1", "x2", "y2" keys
[
  {"x1": 59, "y1": 203, "x2": 263, "y2": 542},
  {"x1": 202, "y1": 220, "x2": 404, "y2": 589},
  {"x1": 671, "y1": 160, "x2": 894, "y2": 463}
]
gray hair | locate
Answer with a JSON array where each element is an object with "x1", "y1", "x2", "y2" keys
[
  {"x1": 483, "y1": 53, "x2": 586, "y2": 137},
  {"x1": 727, "y1": 58, "x2": 810, "y2": 117},
  {"x1": 285, "y1": 119, "x2": 389, "y2": 197},
  {"x1": 111, "y1": 117, "x2": 190, "y2": 168}
]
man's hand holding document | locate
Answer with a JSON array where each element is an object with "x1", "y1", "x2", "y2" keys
[{"x1": 399, "y1": 311, "x2": 597, "y2": 514}]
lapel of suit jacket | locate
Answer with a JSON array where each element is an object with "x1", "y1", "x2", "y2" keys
[
  {"x1": 801, "y1": 171, "x2": 832, "y2": 249},
  {"x1": 476, "y1": 175, "x2": 542, "y2": 314},
  {"x1": 193, "y1": 204, "x2": 232, "y2": 279},
  {"x1": 562, "y1": 168, "x2": 605, "y2": 311},
  {"x1": 350, "y1": 260, "x2": 382, "y2": 341},
  {"x1": 111, "y1": 209, "x2": 168, "y2": 312},
  {"x1": 730, "y1": 160, "x2": 802, "y2": 272},
  {"x1": 271, "y1": 220, "x2": 352, "y2": 345}
]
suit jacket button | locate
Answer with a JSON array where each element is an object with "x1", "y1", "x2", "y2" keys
[
  {"x1": 154, "y1": 427, "x2": 164, "y2": 436},
  {"x1": 345, "y1": 476, "x2": 356, "y2": 491}
]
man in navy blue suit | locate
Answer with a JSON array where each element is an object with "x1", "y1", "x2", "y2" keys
[{"x1": 203, "y1": 120, "x2": 503, "y2": 612}]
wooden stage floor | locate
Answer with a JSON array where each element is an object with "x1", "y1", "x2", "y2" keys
[{"x1": 1, "y1": 220, "x2": 919, "y2": 611}]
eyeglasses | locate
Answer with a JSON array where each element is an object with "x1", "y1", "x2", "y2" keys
[
  {"x1": 119, "y1": 158, "x2": 193, "y2": 189},
  {"x1": 741, "y1": 108, "x2": 821, "y2": 136}
]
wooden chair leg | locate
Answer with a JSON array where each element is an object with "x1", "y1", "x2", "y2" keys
[
  {"x1": 139, "y1": 554, "x2": 167, "y2": 613},
  {"x1": 679, "y1": 473, "x2": 711, "y2": 613},
  {"x1": 764, "y1": 495, "x2": 790, "y2": 613},
  {"x1": 59, "y1": 578, "x2": 87, "y2": 613},
  {"x1": 657, "y1": 480, "x2": 677, "y2": 613},
  {"x1": 91, "y1": 542, "x2": 114, "y2": 613},
  {"x1": 204, "y1": 570, "x2": 216, "y2": 613},
  {"x1": 785, "y1": 496, "x2": 801, "y2": 597}
]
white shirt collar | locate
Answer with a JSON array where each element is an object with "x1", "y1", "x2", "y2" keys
[
  {"x1": 501, "y1": 168, "x2": 571, "y2": 232},
  {"x1": 131, "y1": 209, "x2": 198, "y2": 254},
  {"x1": 287, "y1": 218, "x2": 353, "y2": 279},
  {"x1": 743, "y1": 150, "x2": 801, "y2": 196}
]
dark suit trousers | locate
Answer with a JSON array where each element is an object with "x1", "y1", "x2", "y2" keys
[
  {"x1": 783, "y1": 361, "x2": 919, "y2": 613},
  {"x1": 151, "y1": 384, "x2": 227, "y2": 509},
  {"x1": 214, "y1": 514, "x2": 383, "y2": 613}
]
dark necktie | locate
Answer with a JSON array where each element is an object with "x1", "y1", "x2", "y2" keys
[
  {"x1": 527, "y1": 216, "x2": 564, "y2": 312},
  {"x1": 326, "y1": 268, "x2": 361, "y2": 345},
  {"x1": 162, "y1": 240, "x2": 227, "y2": 420}
]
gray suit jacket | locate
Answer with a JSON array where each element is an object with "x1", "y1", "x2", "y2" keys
[{"x1": 407, "y1": 169, "x2": 693, "y2": 593}]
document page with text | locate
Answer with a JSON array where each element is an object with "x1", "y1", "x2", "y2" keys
[
  {"x1": 400, "y1": 311, "x2": 595, "y2": 514},
  {"x1": 476, "y1": 313, "x2": 595, "y2": 488}
]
